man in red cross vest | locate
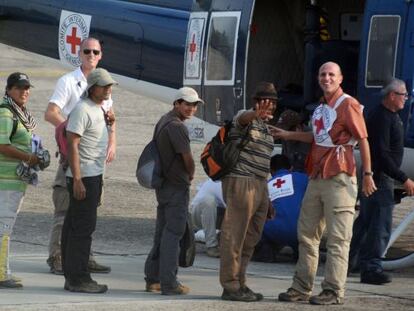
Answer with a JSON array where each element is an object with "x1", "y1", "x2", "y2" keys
[{"x1": 272, "y1": 62, "x2": 376, "y2": 305}]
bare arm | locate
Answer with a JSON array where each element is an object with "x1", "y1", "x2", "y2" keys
[
  {"x1": 270, "y1": 126, "x2": 314, "y2": 143},
  {"x1": 106, "y1": 107, "x2": 116, "y2": 163},
  {"x1": 44, "y1": 102, "x2": 65, "y2": 127},
  {"x1": 67, "y1": 131, "x2": 86, "y2": 200},
  {"x1": 0, "y1": 144, "x2": 40, "y2": 166},
  {"x1": 358, "y1": 137, "x2": 377, "y2": 197},
  {"x1": 181, "y1": 151, "x2": 195, "y2": 181}
]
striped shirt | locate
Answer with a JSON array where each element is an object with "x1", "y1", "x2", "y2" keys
[
  {"x1": 0, "y1": 100, "x2": 31, "y2": 192},
  {"x1": 228, "y1": 109, "x2": 274, "y2": 178}
]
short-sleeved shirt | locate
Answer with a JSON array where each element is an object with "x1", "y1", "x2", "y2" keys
[
  {"x1": 155, "y1": 110, "x2": 191, "y2": 185},
  {"x1": 0, "y1": 100, "x2": 31, "y2": 192},
  {"x1": 310, "y1": 88, "x2": 367, "y2": 179},
  {"x1": 50, "y1": 67, "x2": 112, "y2": 116},
  {"x1": 228, "y1": 109, "x2": 274, "y2": 179},
  {"x1": 66, "y1": 98, "x2": 108, "y2": 178}
]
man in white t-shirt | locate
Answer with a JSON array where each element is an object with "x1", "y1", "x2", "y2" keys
[
  {"x1": 191, "y1": 179, "x2": 226, "y2": 258},
  {"x1": 44, "y1": 37, "x2": 115, "y2": 274},
  {"x1": 62, "y1": 68, "x2": 117, "y2": 293}
]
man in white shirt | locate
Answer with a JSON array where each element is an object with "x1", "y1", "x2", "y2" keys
[
  {"x1": 191, "y1": 179, "x2": 226, "y2": 257},
  {"x1": 44, "y1": 37, "x2": 115, "y2": 274}
]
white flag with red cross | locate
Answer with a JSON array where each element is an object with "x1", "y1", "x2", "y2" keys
[
  {"x1": 58, "y1": 10, "x2": 92, "y2": 67},
  {"x1": 268, "y1": 174, "x2": 294, "y2": 201}
]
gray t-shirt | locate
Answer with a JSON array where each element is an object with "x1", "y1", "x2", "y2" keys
[
  {"x1": 155, "y1": 110, "x2": 191, "y2": 185},
  {"x1": 66, "y1": 98, "x2": 108, "y2": 178}
]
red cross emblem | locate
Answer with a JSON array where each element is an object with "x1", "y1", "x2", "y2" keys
[
  {"x1": 314, "y1": 117, "x2": 325, "y2": 134},
  {"x1": 66, "y1": 27, "x2": 82, "y2": 55},
  {"x1": 189, "y1": 33, "x2": 197, "y2": 62},
  {"x1": 273, "y1": 178, "x2": 286, "y2": 188}
]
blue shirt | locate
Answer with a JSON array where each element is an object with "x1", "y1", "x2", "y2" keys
[{"x1": 263, "y1": 169, "x2": 308, "y2": 248}]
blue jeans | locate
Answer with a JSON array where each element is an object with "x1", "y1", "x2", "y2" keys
[{"x1": 353, "y1": 174, "x2": 394, "y2": 273}]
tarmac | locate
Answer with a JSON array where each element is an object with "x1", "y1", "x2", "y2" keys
[{"x1": 0, "y1": 43, "x2": 414, "y2": 310}]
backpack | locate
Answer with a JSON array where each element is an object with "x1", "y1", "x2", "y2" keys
[
  {"x1": 200, "y1": 120, "x2": 250, "y2": 181},
  {"x1": 54, "y1": 119, "x2": 69, "y2": 168},
  {"x1": 178, "y1": 217, "x2": 196, "y2": 268},
  {"x1": 0, "y1": 104, "x2": 18, "y2": 140},
  {"x1": 136, "y1": 140, "x2": 164, "y2": 189},
  {"x1": 136, "y1": 120, "x2": 173, "y2": 189}
]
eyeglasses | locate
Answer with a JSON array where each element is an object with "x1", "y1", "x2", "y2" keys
[
  {"x1": 394, "y1": 91, "x2": 409, "y2": 98},
  {"x1": 83, "y1": 49, "x2": 101, "y2": 56}
]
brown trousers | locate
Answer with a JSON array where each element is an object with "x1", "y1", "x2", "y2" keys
[{"x1": 220, "y1": 176, "x2": 269, "y2": 292}]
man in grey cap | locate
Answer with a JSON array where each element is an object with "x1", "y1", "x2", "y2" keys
[
  {"x1": 144, "y1": 86, "x2": 203, "y2": 295},
  {"x1": 61, "y1": 68, "x2": 117, "y2": 293}
]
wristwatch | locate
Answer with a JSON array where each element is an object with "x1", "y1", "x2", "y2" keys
[{"x1": 364, "y1": 171, "x2": 374, "y2": 176}]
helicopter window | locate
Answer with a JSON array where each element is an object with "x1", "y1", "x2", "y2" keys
[
  {"x1": 205, "y1": 12, "x2": 240, "y2": 85},
  {"x1": 365, "y1": 15, "x2": 400, "y2": 87}
]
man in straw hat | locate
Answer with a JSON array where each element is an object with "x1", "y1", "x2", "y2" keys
[{"x1": 220, "y1": 82, "x2": 277, "y2": 302}]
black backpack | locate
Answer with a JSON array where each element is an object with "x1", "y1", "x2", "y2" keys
[{"x1": 200, "y1": 121, "x2": 250, "y2": 181}]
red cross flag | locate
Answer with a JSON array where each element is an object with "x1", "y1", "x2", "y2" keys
[
  {"x1": 184, "y1": 13, "x2": 206, "y2": 83},
  {"x1": 268, "y1": 174, "x2": 294, "y2": 201},
  {"x1": 58, "y1": 10, "x2": 92, "y2": 67}
]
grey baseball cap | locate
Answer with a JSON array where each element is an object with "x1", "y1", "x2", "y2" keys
[{"x1": 86, "y1": 68, "x2": 117, "y2": 92}]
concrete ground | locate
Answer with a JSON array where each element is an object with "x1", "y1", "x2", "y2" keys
[{"x1": 0, "y1": 43, "x2": 414, "y2": 310}]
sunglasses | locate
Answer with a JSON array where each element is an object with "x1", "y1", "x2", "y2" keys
[{"x1": 83, "y1": 49, "x2": 101, "y2": 56}]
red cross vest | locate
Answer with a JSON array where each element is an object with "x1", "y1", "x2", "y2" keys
[{"x1": 311, "y1": 94, "x2": 360, "y2": 162}]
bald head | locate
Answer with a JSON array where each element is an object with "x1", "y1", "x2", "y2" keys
[
  {"x1": 80, "y1": 37, "x2": 101, "y2": 51},
  {"x1": 319, "y1": 62, "x2": 342, "y2": 76},
  {"x1": 318, "y1": 61, "x2": 343, "y2": 97}
]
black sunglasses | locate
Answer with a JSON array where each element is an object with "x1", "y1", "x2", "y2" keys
[{"x1": 83, "y1": 49, "x2": 101, "y2": 55}]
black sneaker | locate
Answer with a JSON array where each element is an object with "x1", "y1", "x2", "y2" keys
[
  {"x1": 309, "y1": 289, "x2": 344, "y2": 305},
  {"x1": 65, "y1": 280, "x2": 108, "y2": 294},
  {"x1": 361, "y1": 271, "x2": 392, "y2": 285},
  {"x1": 221, "y1": 288, "x2": 257, "y2": 302},
  {"x1": 240, "y1": 286, "x2": 263, "y2": 301},
  {"x1": 87, "y1": 260, "x2": 111, "y2": 274},
  {"x1": 278, "y1": 288, "x2": 310, "y2": 302},
  {"x1": 0, "y1": 279, "x2": 23, "y2": 289}
]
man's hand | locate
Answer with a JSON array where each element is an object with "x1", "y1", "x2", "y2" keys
[
  {"x1": 255, "y1": 99, "x2": 274, "y2": 121},
  {"x1": 106, "y1": 110, "x2": 116, "y2": 126},
  {"x1": 361, "y1": 175, "x2": 377, "y2": 197},
  {"x1": 73, "y1": 179, "x2": 86, "y2": 200},
  {"x1": 269, "y1": 125, "x2": 289, "y2": 140},
  {"x1": 27, "y1": 153, "x2": 41, "y2": 167},
  {"x1": 106, "y1": 143, "x2": 116, "y2": 163},
  {"x1": 403, "y1": 178, "x2": 414, "y2": 196},
  {"x1": 266, "y1": 200, "x2": 275, "y2": 220}
]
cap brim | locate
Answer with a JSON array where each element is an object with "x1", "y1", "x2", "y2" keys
[
  {"x1": 182, "y1": 96, "x2": 204, "y2": 105},
  {"x1": 15, "y1": 81, "x2": 34, "y2": 88}
]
